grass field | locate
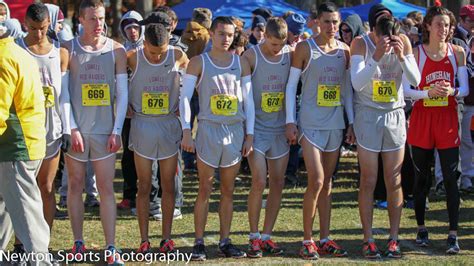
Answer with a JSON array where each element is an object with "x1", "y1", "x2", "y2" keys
[{"x1": 7, "y1": 155, "x2": 474, "y2": 265}]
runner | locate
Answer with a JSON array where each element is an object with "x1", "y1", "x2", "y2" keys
[
  {"x1": 350, "y1": 4, "x2": 420, "y2": 259},
  {"x1": 404, "y1": 6, "x2": 468, "y2": 255},
  {"x1": 285, "y1": 3, "x2": 354, "y2": 260},
  {"x1": 17, "y1": 2, "x2": 68, "y2": 236},
  {"x1": 180, "y1": 16, "x2": 254, "y2": 261},
  {"x1": 243, "y1": 17, "x2": 290, "y2": 258},
  {"x1": 62, "y1": 0, "x2": 127, "y2": 264},
  {"x1": 127, "y1": 13, "x2": 188, "y2": 254}
]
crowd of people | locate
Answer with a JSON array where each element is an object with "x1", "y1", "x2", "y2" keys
[{"x1": 0, "y1": 0, "x2": 473, "y2": 264}]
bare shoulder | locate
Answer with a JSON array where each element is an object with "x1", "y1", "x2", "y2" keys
[
  {"x1": 294, "y1": 40, "x2": 309, "y2": 55},
  {"x1": 242, "y1": 47, "x2": 256, "y2": 68},
  {"x1": 126, "y1": 48, "x2": 137, "y2": 58},
  {"x1": 112, "y1": 40, "x2": 125, "y2": 51},
  {"x1": 452, "y1": 44, "x2": 466, "y2": 66},
  {"x1": 186, "y1": 54, "x2": 203, "y2": 76}
]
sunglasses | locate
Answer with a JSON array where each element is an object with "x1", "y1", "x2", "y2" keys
[{"x1": 341, "y1": 28, "x2": 352, "y2": 33}]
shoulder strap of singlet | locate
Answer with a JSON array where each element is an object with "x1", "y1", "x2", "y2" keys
[
  {"x1": 251, "y1": 45, "x2": 259, "y2": 77},
  {"x1": 129, "y1": 48, "x2": 140, "y2": 81},
  {"x1": 361, "y1": 34, "x2": 369, "y2": 61},
  {"x1": 447, "y1": 43, "x2": 458, "y2": 75},
  {"x1": 301, "y1": 39, "x2": 313, "y2": 74},
  {"x1": 418, "y1": 45, "x2": 428, "y2": 73},
  {"x1": 196, "y1": 54, "x2": 206, "y2": 89},
  {"x1": 170, "y1": 46, "x2": 178, "y2": 72},
  {"x1": 235, "y1": 54, "x2": 242, "y2": 77}
]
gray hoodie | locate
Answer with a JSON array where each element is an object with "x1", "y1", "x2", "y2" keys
[
  {"x1": 120, "y1": 11, "x2": 144, "y2": 51},
  {"x1": 339, "y1": 14, "x2": 365, "y2": 42},
  {"x1": 0, "y1": 1, "x2": 10, "y2": 22},
  {"x1": 45, "y1": 4, "x2": 60, "y2": 33},
  {"x1": 5, "y1": 18, "x2": 25, "y2": 39}
]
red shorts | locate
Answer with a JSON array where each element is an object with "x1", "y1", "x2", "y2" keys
[
  {"x1": 407, "y1": 108, "x2": 460, "y2": 149},
  {"x1": 471, "y1": 115, "x2": 474, "y2": 131}
]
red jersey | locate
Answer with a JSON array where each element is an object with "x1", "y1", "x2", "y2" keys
[
  {"x1": 408, "y1": 43, "x2": 460, "y2": 149},
  {"x1": 414, "y1": 43, "x2": 458, "y2": 112}
]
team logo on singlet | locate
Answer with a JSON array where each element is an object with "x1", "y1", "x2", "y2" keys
[{"x1": 425, "y1": 71, "x2": 451, "y2": 84}]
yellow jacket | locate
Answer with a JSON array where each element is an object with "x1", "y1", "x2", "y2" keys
[{"x1": 0, "y1": 37, "x2": 45, "y2": 161}]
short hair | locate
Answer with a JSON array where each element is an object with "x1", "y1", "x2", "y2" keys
[
  {"x1": 145, "y1": 23, "x2": 169, "y2": 46},
  {"x1": 210, "y1": 16, "x2": 235, "y2": 32},
  {"x1": 317, "y1": 2, "x2": 339, "y2": 18},
  {"x1": 26, "y1": 3, "x2": 49, "y2": 22},
  {"x1": 308, "y1": 8, "x2": 318, "y2": 20},
  {"x1": 79, "y1": 0, "x2": 104, "y2": 16},
  {"x1": 375, "y1": 15, "x2": 400, "y2": 37},
  {"x1": 154, "y1": 6, "x2": 177, "y2": 23},
  {"x1": 266, "y1": 17, "x2": 288, "y2": 40}
]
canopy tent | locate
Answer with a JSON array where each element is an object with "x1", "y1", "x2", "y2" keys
[
  {"x1": 340, "y1": 0, "x2": 426, "y2": 21},
  {"x1": 172, "y1": 0, "x2": 308, "y2": 30}
]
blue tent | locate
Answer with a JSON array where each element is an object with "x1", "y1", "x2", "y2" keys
[
  {"x1": 173, "y1": 0, "x2": 308, "y2": 30},
  {"x1": 340, "y1": 0, "x2": 426, "y2": 21}
]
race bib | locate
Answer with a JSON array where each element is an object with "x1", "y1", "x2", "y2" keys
[
  {"x1": 372, "y1": 80, "x2": 397, "y2": 102},
  {"x1": 43, "y1": 86, "x2": 55, "y2": 108},
  {"x1": 82, "y1": 84, "x2": 110, "y2": 106},
  {"x1": 423, "y1": 86, "x2": 448, "y2": 107},
  {"x1": 261, "y1": 92, "x2": 284, "y2": 113},
  {"x1": 317, "y1": 84, "x2": 341, "y2": 107},
  {"x1": 210, "y1": 94, "x2": 238, "y2": 116},
  {"x1": 142, "y1": 92, "x2": 169, "y2": 115}
]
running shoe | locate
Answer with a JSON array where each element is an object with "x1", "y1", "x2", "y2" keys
[
  {"x1": 84, "y1": 194, "x2": 100, "y2": 207},
  {"x1": 261, "y1": 239, "x2": 284, "y2": 255},
  {"x1": 299, "y1": 241, "x2": 319, "y2": 260},
  {"x1": 416, "y1": 229, "x2": 429, "y2": 247},
  {"x1": 117, "y1": 199, "x2": 133, "y2": 210},
  {"x1": 385, "y1": 239, "x2": 401, "y2": 258},
  {"x1": 218, "y1": 241, "x2": 246, "y2": 258},
  {"x1": 446, "y1": 235, "x2": 460, "y2": 255},
  {"x1": 66, "y1": 240, "x2": 87, "y2": 262},
  {"x1": 247, "y1": 238, "x2": 263, "y2": 258},
  {"x1": 362, "y1": 241, "x2": 381, "y2": 259},
  {"x1": 191, "y1": 243, "x2": 207, "y2": 261},
  {"x1": 159, "y1": 239, "x2": 176, "y2": 253},
  {"x1": 105, "y1": 246, "x2": 124, "y2": 266},
  {"x1": 317, "y1": 239, "x2": 348, "y2": 257},
  {"x1": 137, "y1": 240, "x2": 151, "y2": 254}
]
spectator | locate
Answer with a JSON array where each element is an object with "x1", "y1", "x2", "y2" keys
[
  {"x1": 306, "y1": 8, "x2": 320, "y2": 37},
  {"x1": 116, "y1": 10, "x2": 144, "y2": 212},
  {"x1": 249, "y1": 15, "x2": 265, "y2": 46},
  {"x1": 119, "y1": 10, "x2": 144, "y2": 51},
  {"x1": 407, "y1": 11, "x2": 424, "y2": 27},
  {"x1": 0, "y1": 1, "x2": 9, "y2": 22},
  {"x1": 285, "y1": 13, "x2": 306, "y2": 48},
  {"x1": 4, "y1": 18, "x2": 26, "y2": 39},
  {"x1": 0, "y1": 23, "x2": 51, "y2": 261},
  {"x1": 230, "y1": 28, "x2": 248, "y2": 55},
  {"x1": 454, "y1": 5, "x2": 474, "y2": 54},
  {"x1": 456, "y1": 5, "x2": 474, "y2": 194},
  {"x1": 154, "y1": 6, "x2": 188, "y2": 52},
  {"x1": 252, "y1": 7, "x2": 272, "y2": 21},
  {"x1": 339, "y1": 14, "x2": 364, "y2": 46},
  {"x1": 45, "y1": 4, "x2": 63, "y2": 41},
  {"x1": 182, "y1": 7, "x2": 211, "y2": 59}
]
